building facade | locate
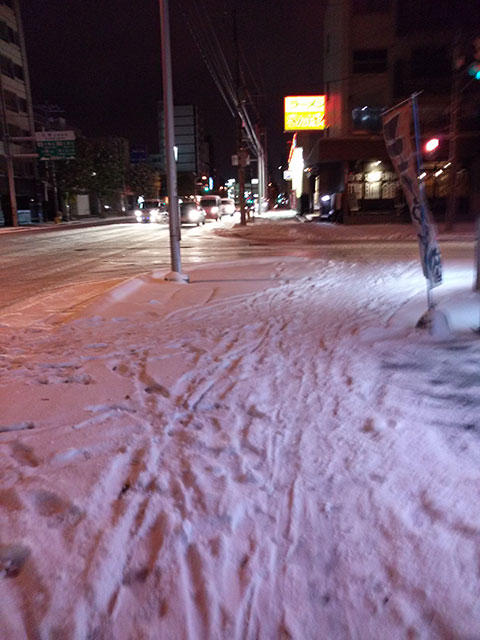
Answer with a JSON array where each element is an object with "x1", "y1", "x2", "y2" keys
[
  {"x1": 306, "y1": 0, "x2": 480, "y2": 222},
  {"x1": 153, "y1": 103, "x2": 212, "y2": 196},
  {"x1": 0, "y1": 0, "x2": 36, "y2": 225}
]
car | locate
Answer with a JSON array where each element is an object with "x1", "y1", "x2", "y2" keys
[
  {"x1": 179, "y1": 202, "x2": 206, "y2": 226},
  {"x1": 134, "y1": 199, "x2": 167, "y2": 223},
  {"x1": 199, "y1": 195, "x2": 221, "y2": 221},
  {"x1": 220, "y1": 197, "x2": 235, "y2": 216}
]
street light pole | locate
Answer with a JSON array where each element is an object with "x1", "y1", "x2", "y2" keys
[
  {"x1": 233, "y1": 3, "x2": 247, "y2": 226},
  {"x1": 159, "y1": 0, "x2": 185, "y2": 280}
]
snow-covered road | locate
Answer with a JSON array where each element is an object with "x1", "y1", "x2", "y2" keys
[{"x1": 1, "y1": 221, "x2": 480, "y2": 638}]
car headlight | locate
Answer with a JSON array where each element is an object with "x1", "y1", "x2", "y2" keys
[
  {"x1": 211, "y1": 206, "x2": 219, "y2": 213},
  {"x1": 135, "y1": 209, "x2": 142, "y2": 218},
  {"x1": 188, "y1": 210, "x2": 200, "y2": 221}
]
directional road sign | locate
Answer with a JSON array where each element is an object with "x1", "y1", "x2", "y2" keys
[{"x1": 35, "y1": 131, "x2": 76, "y2": 160}]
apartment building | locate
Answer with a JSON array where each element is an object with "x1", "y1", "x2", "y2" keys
[
  {"x1": 0, "y1": 0, "x2": 36, "y2": 225},
  {"x1": 153, "y1": 104, "x2": 213, "y2": 196}
]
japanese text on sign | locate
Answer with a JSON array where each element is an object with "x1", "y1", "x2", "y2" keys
[{"x1": 284, "y1": 95, "x2": 326, "y2": 131}]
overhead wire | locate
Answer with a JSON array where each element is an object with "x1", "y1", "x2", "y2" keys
[
  {"x1": 181, "y1": 0, "x2": 238, "y2": 109},
  {"x1": 176, "y1": 0, "x2": 236, "y2": 117},
  {"x1": 176, "y1": 0, "x2": 263, "y2": 157}
]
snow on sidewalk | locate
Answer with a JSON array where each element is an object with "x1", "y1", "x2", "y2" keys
[{"x1": 1, "y1": 247, "x2": 480, "y2": 639}]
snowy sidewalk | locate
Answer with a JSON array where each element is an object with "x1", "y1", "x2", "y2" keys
[{"x1": 1, "y1": 228, "x2": 480, "y2": 638}]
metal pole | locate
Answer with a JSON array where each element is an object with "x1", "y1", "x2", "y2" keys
[
  {"x1": 50, "y1": 160, "x2": 60, "y2": 221},
  {"x1": 411, "y1": 92, "x2": 434, "y2": 311},
  {"x1": 5, "y1": 147, "x2": 18, "y2": 227},
  {"x1": 233, "y1": 4, "x2": 246, "y2": 226},
  {"x1": 257, "y1": 149, "x2": 263, "y2": 218},
  {"x1": 159, "y1": 0, "x2": 182, "y2": 276},
  {"x1": 238, "y1": 130, "x2": 246, "y2": 225}
]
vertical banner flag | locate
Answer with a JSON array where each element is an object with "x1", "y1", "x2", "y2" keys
[{"x1": 383, "y1": 103, "x2": 442, "y2": 287}]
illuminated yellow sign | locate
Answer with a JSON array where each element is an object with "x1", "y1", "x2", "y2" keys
[{"x1": 284, "y1": 95, "x2": 326, "y2": 131}]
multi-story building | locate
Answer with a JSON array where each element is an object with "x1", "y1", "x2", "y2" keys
[
  {"x1": 0, "y1": 0, "x2": 36, "y2": 225},
  {"x1": 153, "y1": 104, "x2": 213, "y2": 196},
  {"x1": 302, "y1": 0, "x2": 480, "y2": 222}
]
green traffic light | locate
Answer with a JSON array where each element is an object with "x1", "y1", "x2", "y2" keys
[{"x1": 468, "y1": 63, "x2": 480, "y2": 79}]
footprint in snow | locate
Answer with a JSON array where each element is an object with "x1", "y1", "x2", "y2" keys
[
  {"x1": 0, "y1": 543, "x2": 30, "y2": 578},
  {"x1": 10, "y1": 441, "x2": 39, "y2": 468},
  {"x1": 32, "y1": 490, "x2": 84, "y2": 528}
]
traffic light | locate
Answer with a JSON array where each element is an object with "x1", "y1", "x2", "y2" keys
[
  {"x1": 467, "y1": 63, "x2": 480, "y2": 80},
  {"x1": 424, "y1": 137, "x2": 440, "y2": 153},
  {"x1": 468, "y1": 36, "x2": 480, "y2": 79}
]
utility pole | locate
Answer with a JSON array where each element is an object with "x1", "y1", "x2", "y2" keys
[
  {"x1": 445, "y1": 31, "x2": 463, "y2": 231},
  {"x1": 256, "y1": 123, "x2": 266, "y2": 217},
  {"x1": 233, "y1": 3, "x2": 246, "y2": 225},
  {"x1": 4, "y1": 142, "x2": 18, "y2": 227},
  {"x1": 50, "y1": 160, "x2": 60, "y2": 222},
  {"x1": 257, "y1": 148, "x2": 263, "y2": 217},
  {"x1": 236, "y1": 116, "x2": 246, "y2": 225},
  {"x1": 159, "y1": 0, "x2": 184, "y2": 279}
]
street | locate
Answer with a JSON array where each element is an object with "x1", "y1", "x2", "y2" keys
[
  {"x1": 0, "y1": 220, "x2": 249, "y2": 318},
  {"x1": 0, "y1": 217, "x2": 475, "y2": 327}
]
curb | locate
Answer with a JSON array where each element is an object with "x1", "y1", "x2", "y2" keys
[{"x1": 0, "y1": 216, "x2": 136, "y2": 235}]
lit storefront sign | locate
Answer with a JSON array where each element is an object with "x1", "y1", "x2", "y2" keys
[
  {"x1": 290, "y1": 147, "x2": 304, "y2": 197},
  {"x1": 286, "y1": 132, "x2": 304, "y2": 196},
  {"x1": 284, "y1": 95, "x2": 326, "y2": 131}
]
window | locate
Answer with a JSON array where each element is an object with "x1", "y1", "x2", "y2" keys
[
  {"x1": 14, "y1": 63, "x2": 23, "y2": 80},
  {"x1": 353, "y1": 49, "x2": 388, "y2": 74},
  {"x1": 0, "y1": 54, "x2": 14, "y2": 78},
  {"x1": 0, "y1": 21, "x2": 20, "y2": 45},
  {"x1": 18, "y1": 97, "x2": 27, "y2": 112},
  {"x1": 7, "y1": 27, "x2": 19, "y2": 45},
  {"x1": 4, "y1": 89, "x2": 18, "y2": 111},
  {"x1": 0, "y1": 21, "x2": 9, "y2": 42},
  {"x1": 8, "y1": 123, "x2": 20, "y2": 137},
  {"x1": 352, "y1": 106, "x2": 384, "y2": 132}
]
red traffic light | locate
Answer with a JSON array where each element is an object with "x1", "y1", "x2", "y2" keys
[{"x1": 424, "y1": 138, "x2": 440, "y2": 153}]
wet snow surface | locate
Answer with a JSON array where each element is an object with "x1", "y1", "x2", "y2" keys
[{"x1": 1, "y1": 220, "x2": 480, "y2": 638}]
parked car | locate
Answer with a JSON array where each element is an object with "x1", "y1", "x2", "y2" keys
[
  {"x1": 199, "y1": 195, "x2": 221, "y2": 221},
  {"x1": 220, "y1": 197, "x2": 235, "y2": 216},
  {"x1": 134, "y1": 199, "x2": 166, "y2": 223},
  {"x1": 179, "y1": 202, "x2": 206, "y2": 226}
]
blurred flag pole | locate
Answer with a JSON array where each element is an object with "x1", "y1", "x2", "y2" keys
[
  {"x1": 411, "y1": 92, "x2": 434, "y2": 311},
  {"x1": 383, "y1": 93, "x2": 444, "y2": 329},
  {"x1": 159, "y1": 0, "x2": 187, "y2": 281}
]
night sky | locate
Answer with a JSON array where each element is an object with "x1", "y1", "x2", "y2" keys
[{"x1": 21, "y1": 0, "x2": 324, "y2": 181}]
